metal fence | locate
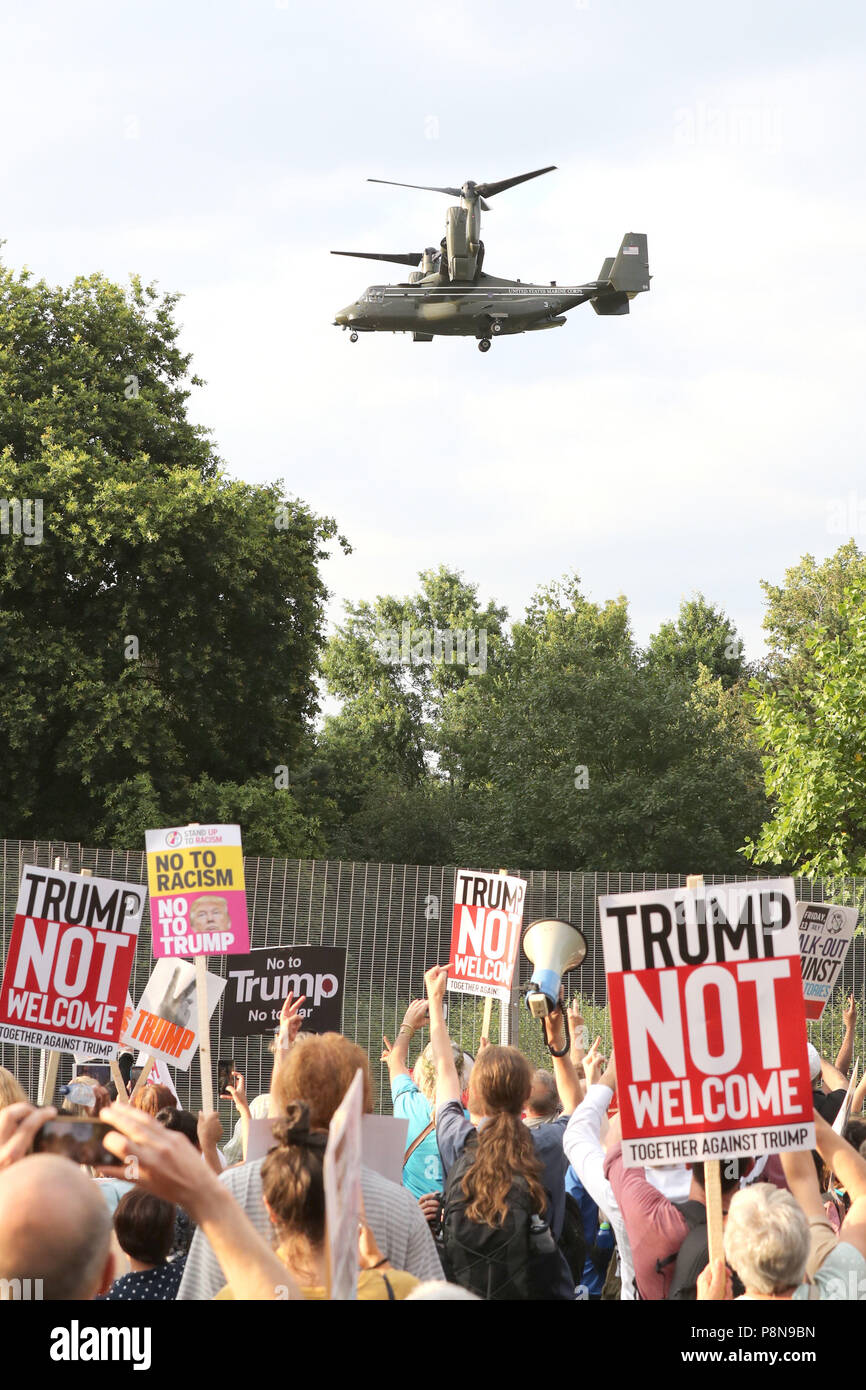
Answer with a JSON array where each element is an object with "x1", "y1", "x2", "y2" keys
[{"x1": 2, "y1": 840, "x2": 865, "y2": 1117}]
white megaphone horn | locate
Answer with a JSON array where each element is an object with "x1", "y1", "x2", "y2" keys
[{"x1": 522, "y1": 919, "x2": 588, "y2": 1024}]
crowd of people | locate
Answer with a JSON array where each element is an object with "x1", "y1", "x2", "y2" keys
[{"x1": 1, "y1": 980, "x2": 865, "y2": 1302}]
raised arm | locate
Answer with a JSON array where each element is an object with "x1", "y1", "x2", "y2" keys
[
  {"x1": 809, "y1": 1110, "x2": 866, "y2": 1263},
  {"x1": 383, "y1": 999, "x2": 429, "y2": 1085},
  {"x1": 851, "y1": 1068, "x2": 866, "y2": 1117},
  {"x1": 423, "y1": 965, "x2": 461, "y2": 1108},
  {"x1": 545, "y1": 1000, "x2": 585, "y2": 1115},
  {"x1": 780, "y1": 1141, "x2": 826, "y2": 1224},
  {"x1": 835, "y1": 996, "x2": 857, "y2": 1077},
  {"x1": 820, "y1": 1053, "x2": 849, "y2": 1093}
]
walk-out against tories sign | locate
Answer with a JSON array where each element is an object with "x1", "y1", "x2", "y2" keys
[
  {"x1": 797, "y1": 901, "x2": 858, "y2": 1021},
  {"x1": 0, "y1": 866, "x2": 144, "y2": 1053},
  {"x1": 599, "y1": 879, "x2": 814, "y2": 1168}
]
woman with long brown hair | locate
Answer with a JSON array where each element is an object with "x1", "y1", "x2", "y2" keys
[{"x1": 424, "y1": 964, "x2": 573, "y2": 1299}]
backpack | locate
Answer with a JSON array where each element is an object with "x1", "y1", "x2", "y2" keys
[
  {"x1": 659, "y1": 1200, "x2": 744, "y2": 1301},
  {"x1": 558, "y1": 1192, "x2": 588, "y2": 1285},
  {"x1": 440, "y1": 1134, "x2": 573, "y2": 1300}
]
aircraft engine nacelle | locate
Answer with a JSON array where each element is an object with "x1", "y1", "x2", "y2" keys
[{"x1": 446, "y1": 206, "x2": 475, "y2": 281}]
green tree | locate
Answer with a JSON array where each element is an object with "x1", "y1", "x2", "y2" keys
[
  {"x1": 646, "y1": 593, "x2": 746, "y2": 688},
  {"x1": 315, "y1": 567, "x2": 506, "y2": 860},
  {"x1": 761, "y1": 541, "x2": 866, "y2": 698},
  {"x1": 0, "y1": 256, "x2": 340, "y2": 853},
  {"x1": 441, "y1": 577, "x2": 767, "y2": 872},
  {"x1": 744, "y1": 588, "x2": 866, "y2": 875}
]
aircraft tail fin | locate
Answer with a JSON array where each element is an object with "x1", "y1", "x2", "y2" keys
[{"x1": 592, "y1": 233, "x2": 650, "y2": 315}]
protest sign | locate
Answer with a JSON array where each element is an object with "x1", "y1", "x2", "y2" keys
[
  {"x1": 73, "y1": 995, "x2": 134, "y2": 1067},
  {"x1": 446, "y1": 868, "x2": 527, "y2": 1003},
  {"x1": 0, "y1": 865, "x2": 144, "y2": 1053},
  {"x1": 146, "y1": 824, "x2": 250, "y2": 958},
  {"x1": 797, "y1": 901, "x2": 858, "y2": 1021},
  {"x1": 121, "y1": 958, "x2": 225, "y2": 1071},
  {"x1": 324, "y1": 1066, "x2": 363, "y2": 1301},
  {"x1": 599, "y1": 878, "x2": 815, "y2": 1168},
  {"x1": 221, "y1": 946, "x2": 347, "y2": 1036}
]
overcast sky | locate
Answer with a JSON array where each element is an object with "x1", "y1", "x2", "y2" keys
[{"x1": 3, "y1": 0, "x2": 865, "y2": 662}]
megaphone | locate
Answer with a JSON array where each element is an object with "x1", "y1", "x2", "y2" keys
[{"x1": 522, "y1": 919, "x2": 588, "y2": 1054}]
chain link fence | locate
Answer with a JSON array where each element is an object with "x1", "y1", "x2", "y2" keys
[{"x1": 2, "y1": 841, "x2": 865, "y2": 1117}]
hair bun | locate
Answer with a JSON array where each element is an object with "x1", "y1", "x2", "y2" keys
[
  {"x1": 272, "y1": 1101, "x2": 312, "y2": 1149},
  {"x1": 271, "y1": 1102, "x2": 328, "y2": 1154}
]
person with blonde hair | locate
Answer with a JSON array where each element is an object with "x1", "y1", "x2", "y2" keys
[
  {"x1": 0, "y1": 1067, "x2": 28, "y2": 1111},
  {"x1": 424, "y1": 964, "x2": 573, "y2": 1299}
]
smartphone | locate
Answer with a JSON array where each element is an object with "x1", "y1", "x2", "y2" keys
[
  {"x1": 33, "y1": 1116, "x2": 118, "y2": 1166},
  {"x1": 217, "y1": 1059, "x2": 235, "y2": 1098}
]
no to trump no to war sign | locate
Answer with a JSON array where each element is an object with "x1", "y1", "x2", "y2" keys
[
  {"x1": 221, "y1": 946, "x2": 347, "y2": 1037},
  {"x1": 447, "y1": 869, "x2": 527, "y2": 1004},
  {"x1": 599, "y1": 878, "x2": 815, "y2": 1168},
  {"x1": 146, "y1": 824, "x2": 250, "y2": 958},
  {"x1": 797, "y1": 901, "x2": 858, "y2": 1021},
  {"x1": 0, "y1": 866, "x2": 145, "y2": 1052},
  {"x1": 121, "y1": 958, "x2": 226, "y2": 1070}
]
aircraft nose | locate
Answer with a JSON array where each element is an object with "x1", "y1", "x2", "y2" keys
[{"x1": 334, "y1": 305, "x2": 359, "y2": 326}]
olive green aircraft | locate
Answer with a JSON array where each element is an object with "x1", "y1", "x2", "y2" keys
[{"x1": 332, "y1": 166, "x2": 650, "y2": 352}]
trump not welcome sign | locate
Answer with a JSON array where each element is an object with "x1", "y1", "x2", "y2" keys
[{"x1": 600, "y1": 878, "x2": 814, "y2": 1167}]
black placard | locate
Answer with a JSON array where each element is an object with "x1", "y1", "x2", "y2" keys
[{"x1": 220, "y1": 946, "x2": 346, "y2": 1037}]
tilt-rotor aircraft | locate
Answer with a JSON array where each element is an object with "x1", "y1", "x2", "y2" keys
[{"x1": 332, "y1": 166, "x2": 650, "y2": 352}]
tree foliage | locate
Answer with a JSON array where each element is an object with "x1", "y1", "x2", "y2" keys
[
  {"x1": 646, "y1": 593, "x2": 746, "y2": 688},
  {"x1": 0, "y1": 256, "x2": 339, "y2": 853}
]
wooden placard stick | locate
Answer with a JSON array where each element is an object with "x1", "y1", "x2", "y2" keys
[
  {"x1": 129, "y1": 1058, "x2": 156, "y2": 1102},
  {"x1": 685, "y1": 871, "x2": 724, "y2": 1265},
  {"x1": 183, "y1": 823, "x2": 216, "y2": 1115},
  {"x1": 478, "y1": 869, "x2": 508, "y2": 1049},
  {"x1": 109, "y1": 1059, "x2": 127, "y2": 1099},
  {"x1": 180, "y1": 817, "x2": 215, "y2": 1112},
  {"x1": 195, "y1": 953, "x2": 214, "y2": 1114},
  {"x1": 38, "y1": 855, "x2": 79, "y2": 1106}
]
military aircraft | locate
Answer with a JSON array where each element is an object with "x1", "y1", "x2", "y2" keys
[{"x1": 332, "y1": 166, "x2": 650, "y2": 352}]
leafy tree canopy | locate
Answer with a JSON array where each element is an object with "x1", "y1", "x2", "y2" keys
[{"x1": 0, "y1": 255, "x2": 341, "y2": 853}]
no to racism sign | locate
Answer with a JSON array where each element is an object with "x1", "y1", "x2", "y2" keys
[
  {"x1": 146, "y1": 824, "x2": 250, "y2": 958},
  {"x1": 797, "y1": 901, "x2": 858, "y2": 1021},
  {"x1": 121, "y1": 957, "x2": 226, "y2": 1070},
  {"x1": 447, "y1": 869, "x2": 527, "y2": 1004},
  {"x1": 600, "y1": 878, "x2": 814, "y2": 1168},
  {"x1": 0, "y1": 866, "x2": 144, "y2": 1052},
  {"x1": 221, "y1": 947, "x2": 347, "y2": 1037}
]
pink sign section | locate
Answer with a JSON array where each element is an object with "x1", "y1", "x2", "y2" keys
[{"x1": 145, "y1": 824, "x2": 251, "y2": 958}]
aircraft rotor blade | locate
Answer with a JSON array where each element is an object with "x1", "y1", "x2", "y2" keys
[
  {"x1": 367, "y1": 178, "x2": 463, "y2": 197},
  {"x1": 331, "y1": 250, "x2": 423, "y2": 266},
  {"x1": 475, "y1": 165, "x2": 557, "y2": 198}
]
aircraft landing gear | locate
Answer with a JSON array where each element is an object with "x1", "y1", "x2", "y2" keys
[
  {"x1": 350, "y1": 331, "x2": 359, "y2": 343},
  {"x1": 478, "y1": 338, "x2": 491, "y2": 352},
  {"x1": 491, "y1": 321, "x2": 502, "y2": 334}
]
